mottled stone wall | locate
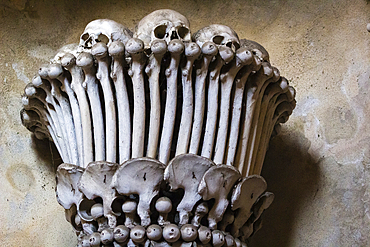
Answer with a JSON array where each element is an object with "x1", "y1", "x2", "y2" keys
[{"x1": 1, "y1": 0, "x2": 370, "y2": 246}]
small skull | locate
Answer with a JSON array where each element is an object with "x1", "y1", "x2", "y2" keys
[
  {"x1": 79, "y1": 19, "x2": 132, "y2": 51},
  {"x1": 134, "y1": 9, "x2": 191, "y2": 50},
  {"x1": 193, "y1": 24, "x2": 240, "y2": 52}
]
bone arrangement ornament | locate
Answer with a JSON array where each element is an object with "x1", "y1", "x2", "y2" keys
[{"x1": 20, "y1": 9, "x2": 296, "y2": 247}]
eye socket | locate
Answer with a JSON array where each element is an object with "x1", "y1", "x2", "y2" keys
[
  {"x1": 81, "y1": 32, "x2": 89, "y2": 41},
  {"x1": 178, "y1": 26, "x2": 189, "y2": 39},
  {"x1": 226, "y1": 41, "x2": 240, "y2": 51},
  {"x1": 154, "y1": 24, "x2": 167, "y2": 39},
  {"x1": 97, "y1": 34, "x2": 109, "y2": 44},
  {"x1": 212, "y1": 35, "x2": 224, "y2": 45}
]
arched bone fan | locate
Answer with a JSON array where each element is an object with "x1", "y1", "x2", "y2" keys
[{"x1": 20, "y1": 9, "x2": 296, "y2": 247}]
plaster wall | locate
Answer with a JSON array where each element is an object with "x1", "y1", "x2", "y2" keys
[{"x1": 0, "y1": 0, "x2": 370, "y2": 246}]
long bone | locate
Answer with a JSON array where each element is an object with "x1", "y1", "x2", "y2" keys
[
  {"x1": 225, "y1": 54, "x2": 262, "y2": 166},
  {"x1": 48, "y1": 63, "x2": 84, "y2": 167},
  {"x1": 24, "y1": 84, "x2": 70, "y2": 162},
  {"x1": 230, "y1": 176, "x2": 267, "y2": 237},
  {"x1": 250, "y1": 77, "x2": 289, "y2": 175},
  {"x1": 253, "y1": 84, "x2": 294, "y2": 175},
  {"x1": 22, "y1": 95, "x2": 64, "y2": 158},
  {"x1": 164, "y1": 154, "x2": 214, "y2": 225},
  {"x1": 188, "y1": 42, "x2": 218, "y2": 154},
  {"x1": 91, "y1": 43, "x2": 117, "y2": 163},
  {"x1": 201, "y1": 46, "x2": 234, "y2": 158},
  {"x1": 38, "y1": 65, "x2": 79, "y2": 165},
  {"x1": 61, "y1": 53, "x2": 93, "y2": 167},
  {"x1": 245, "y1": 66, "x2": 280, "y2": 174},
  {"x1": 108, "y1": 41, "x2": 132, "y2": 162},
  {"x1": 33, "y1": 74, "x2": 72, "y2": 162},
  {"x1": 76, "y1": 52, "x2": 105, "y2": 162},
  {"x1": 21, "y1": 109, "x2": 52, "y2": 142},
  {"x1": 235, "y1": 62, "x2": 274, "y2": 176},
  {"x1": 126, "y1": 38, "x2": 147, "y2": 158},
  {"x1": 158, "y1": 39, "x2": 184, "y2": 164},
  {"x1": 112, "y1": 158, "x2": 165, "y2": 227},
  {"x1": 176, "y1": 42, "x2": 201, "y2": 155},
  {"x1": 213, "y1": 47, "x2": 254, "y2": 164},
  {"x1": 145, "y1": 40, "x2": 167, "y2": 158},
  {"x1": 198, "y1": 165, "x2": 241, "y2": 229}
]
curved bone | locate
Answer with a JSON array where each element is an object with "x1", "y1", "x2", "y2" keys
[
  {"x1": 109, "y1": 41, "x2": 132, "y2": 162},
  {"x1": 155, "y1": 197, "x2": 172, "y2": 226},
  {"x1": 158, "y1": 39, "x2": 184, "y2": 164},
  {"x1": 188, "y1": 42, "x2": 218, "y2": 154},
  {"x1": 112, "y1": 158, "x2": 165, "y2": 227},
  {"x1": 198, "y1": 165, "x2": 241, "y2": 229},
  {"x1": 240, "y1": 39, "x2": 269, "y2": 62},
  {"x1": 48, "y1": 63, "x2": 84, "y2": 166},
  {"x1": 176, "y1": 42, "x2": 201, "y2": 155},
  {"x1": 252, "y1": 192, "x2": 274, "y2": 222},
  {"x1": 230, "y1": 176, "x2": 267, "y2": 237},
  {"x1": 78, "y1": 161, "x2": 120, "y2": 227},
  {"x1": 218, "y1": 208, "x2": 234, "y2": 232},
  {"x1": 76, "y1": 52, "x2": 105, "y2": 162},
  {"x1": 225, "y1": 53, "x2": 262, "y2": 166},
  {"x1": 92, "y1": 43, "x2": 117, "y2": 163},
  {"x1": 201, "y1": 46, "x2": 234, "y2": 158},
  {"x1": 20, "y1": 109, "x2": 48, "y2": 138},
  {"x1": 213, "y1": 48, "x2": 254, "y2": 164},
  {"x1": 164, "y1": 154, "x2": 214, "y2": 225},
  {"x1": 61, "y1": 53, "x2": 93, "y2": 167},
  {"x1": 191, "y1": 202, "x2": 209, "y2": 227},
  {"x1": 145, "y1": 40, "x2": 167, "y2": 158},
  {"x1": 126, "y1": 38, "x2": 147, "y2": 158}
]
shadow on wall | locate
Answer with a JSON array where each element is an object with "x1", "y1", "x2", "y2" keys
[
  {"x1": 31, "y1": 134, "x2": 62, "y2": 173},
  {"x1": 249, "y1": 129, "x2": 320, "y2": 247}
]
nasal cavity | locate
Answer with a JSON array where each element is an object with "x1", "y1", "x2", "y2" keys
[{"x1": 171, "y1": 31, "x2": 179, "y2": 40}]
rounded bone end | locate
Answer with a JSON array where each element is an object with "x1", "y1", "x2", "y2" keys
[
  {"x1": 48, "y1": 64, "x2": 64, "y2": 79},
  {"x1": 218, "y1": 46, "x2": 234, "y2": 64},
  {"x1": 31, "y1": 75, "x2": 43, "y2": 87},
  {"x1": 150, "y1": 39, "x2": 167, "y2": 55},
  {"x1": 91, "y1": 42, "x2": 108, "y2": 58},
  {"x1": 60, "y1": 53, "x2": 77, "y2": 68},
  {"x1": 76, "y1": 52, "x2": 94, "y2": 68},
  {"x1": 163, "y1": 224, "x2": 180, "y2": 243},
  {"x1": 212, "y1": 230, "x2": 225, "y2": 247},
  {"x1": 168, "y1": 39, "x2": 185, "y2": 54},
  {"x1": 155, "y1": 197, "x2": 172, "y2": 213},
  {"x1": 108, "y1": 41, "x2": 125, "y2": 56},
  {"x1": 122, "y1": 200, "x2": 138, "y2": 214},
  {"x1": 89, "y1": 232, "x2": 101, "y2": 247},
  {"x1": 100, "y1": 228, "x2": 114, "y2": 244},
  {"x1": 236, "y1": 48, "x2": 253, "y2": 66},
  {"x1": 202, "y1": 41, "x2": 218, "y2": 56},
  {"x1": 113, "y1": 225, "x2": 130, "y2": 243},
  {"x1": 126, "y1": 38, "x2": 144, "y2": 54},
  {"x1": 90, "y1": 203, "x2": 104, "y2": 219},
  {"x1": 198, "y1": 226, "x2": 212, "y2": 244},
  {"x1": 130, "y1": 225, "x2": 146, "y2": 243},
  {"x1": 180, "y1": 224, "x2": 198, "y2": 242},
  {"x1": 38, "y1": 65, "x2": 49, "y2": 79},
  {"x1": 185, "y1": 42, "x2": 201, "y2": 58},
  {"x1": 146, "y1": 224, "x2": 163, "y2": 241}
]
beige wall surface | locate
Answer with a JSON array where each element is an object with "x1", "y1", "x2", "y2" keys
[{"x1": 1, "y1": 0, "x2": 370, "y2": 246}]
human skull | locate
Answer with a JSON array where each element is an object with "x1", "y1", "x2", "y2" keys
[
  {"x1": 134, "y1": 9, "x2": 191, "y2": 50},
  {"x1": 79, "y1": 19, "x2": 132, "y2": 51},
  {"x1": 193, "y1": 24, "x2": 240, "y2": 52}
]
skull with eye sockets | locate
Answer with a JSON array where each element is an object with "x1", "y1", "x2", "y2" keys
[{"x1": 134, "y1": 9, "x2": 191, "y2": 51}]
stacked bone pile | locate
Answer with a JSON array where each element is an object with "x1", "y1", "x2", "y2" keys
[{"x1": 20, "y1": 9, "x2": 295, "y2": 247}]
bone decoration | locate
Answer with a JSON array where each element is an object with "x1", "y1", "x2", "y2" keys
[{"x1": 20, "y1": 9, "x2": 296, "y2": 247}]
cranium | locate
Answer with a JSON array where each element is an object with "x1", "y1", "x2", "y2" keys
[
  {"x1": 193, "y1": 24, "x2": 240, "y2": 52},
  {"x1": 79, "y1": 19, "x2": 132, "y2": 51},
  {"x1": 134, "y1": 9, "x2": 191, "y2": 49}
]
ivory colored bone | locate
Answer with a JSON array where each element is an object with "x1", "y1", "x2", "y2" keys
[
  {"x1": 176, "y1": 42, "x2": 201, "y2": 155},
  {"x1": 20, "y1": 109, "x2": 48, "y2": 138},
  {"x1": 201, "y1": 46, "x2": 234, "y2": 158},
  {"x1": 122, "y1": 200, "x2": 139, "y2": 228},
  {"x1": 235, "y1": 62, "x2": 273, "y2": 176},
  {"x1": 126, "y1": 38, "x2": 147, "y2": 158},
  {"x1": 109, "y1": 41, "x2": 131, "y2": 162},
  {"x1": 213, "y1": 47, "x2": 254, "y2": 164},
  {"x1": 155, "y1": 197, "x2": 172, "y2": 226},
  {"x1": 145, "y1": 40, "x2": 167, "y2": 158},
  {"x1": 188, "y1": 42, "x2": 218, "y2": 154},
  {"x1": 158, "y1": 39, "x2": 184, "y2": 164},
  {"x1": 76, "y1": 52, "x2": 105, "y2": 162},
  {"x1": 48, "y1": 63, "x2": 84, "y2": 166},
  {"x1": 112, "y1": 158, "x2": 165, "y2": 227},
  {"x1": 92, "y1": 43, "x2": 117, "y2": 163},
  {"x1": 226, "y1": 54, "x2": 262, "y2": 166},
  {"x1": 198, "y1": 226, "x2": 212, "y2": 244},
  {"x1": 61, "y1": 53, "x2": 93, "y2": 167},
  {"x1": 164, "y1": 154, "x2": 214, "y2": 225},
  {"x1": 212, "y1": 230, "x2": 225, "y2": 247},
  {"x1": 252, "y1": 192, "x2": 275, "y2": 222},
  {"x1": 230, "y1": 176, "x2": 267, "y2": 237},
  {"x1": 198, "y1": 165, "x2": 241, "y2": 229},
  {"x1": 191, "y1": 202, "x2": 209, "y2": 227},
  {"x1": 78, "y1": 161, "x2": 120, "y2": 228},
  {"x1": 218, "y1": 208, "x2": 234, "y2": 232}
]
